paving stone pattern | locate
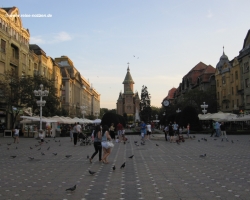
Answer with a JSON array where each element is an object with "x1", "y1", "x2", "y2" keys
[{"x1": 0, "y1": 134, "x2": 250, "y2": 200}]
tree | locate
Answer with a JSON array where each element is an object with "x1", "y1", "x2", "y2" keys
[
  {"x1": 179, "y1": 106, "x2": 202, "y2": 131},
  {"x1": 139, "y1": 85, "x2": 151, "y2": 122},
  {"x1": 101, "y1": 112, "x2": 126, "y2": 127},
  {"x1": 0, "y1": 72, "x2": 61, "y2": 128}
]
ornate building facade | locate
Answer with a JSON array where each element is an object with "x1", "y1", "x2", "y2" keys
[{"x1": 116, "y1": 67, "x2": 140, "y2": 120}]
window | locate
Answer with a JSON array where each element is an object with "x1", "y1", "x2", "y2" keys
[
  {"x1": 222, "y1": 89, "x2": 226, "y2": 97},
  {"x1": 232, "y1": 100, "x2": 234, "y2": 108},
  {"x1": 222, "y1": 76, "x2": 226, "y2": 84},
  {"x1": 245, "y1": 78, "x2": 249, "y2": 88},
  {"x1": 232, "y1": 87, "x2": 234, "y2": 95},
  {"x1": 217, "y1": 92, "x2": 220, "y2": 100},
  {"x1": 231, "y1": 73, "x2": 234, "y2": 82},
  {"x1": 0, "y1": 39, "x2": 6, "y2": 53},
  {"x1": 236, "y1": 85, "x2": 238, "y2": 92},
  {"x1": 235, "y1": 71, "x2": 238, "y2": 80},
  {"x1": 247, "y1": 95, "x2": 250, "y2": 104},
  {"x1": 244, "y1": 62, "x2": 249, "y2": 73},
  {"x1": 216, "y1": 80, "x2": 219, "y2": 87},
  {"x1": 237, "y1": 99, "x2": 239, "y2": 107}
]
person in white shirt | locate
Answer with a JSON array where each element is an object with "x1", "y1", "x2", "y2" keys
[{"x1": 146, "y1": 122, "x2": 152, "y2": 140}]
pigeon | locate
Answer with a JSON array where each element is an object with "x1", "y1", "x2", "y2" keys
[
  {"x1": 200, "y1": 154, "x2": 206, "y2": 158},
  {"x1": 177, "y1": 141, "x2": 180, "y2": 145},
  {"x1": 30, "y1": 147, "x2": 33, "y2": 149},
  {"x1": 47, "y1": 146, "x2": 50, "y2": 150},
  {"x1": 204, "y1": 138, "x2": 207, "y2": 142},
  {"x1": 59, "y1": 144, "x2": 61, "y2": 146},
  {"x1": 193, "y1": 136, "x2": 196, "y2": 138},
  {"x1": 134, "y1": 141, "x2": 138, "y2": 143},
  {"x1": 37, "y1": 148, "x2": 41, "y2": 151},
  {"x1": 10, "y1": 156, "x2": 16, "y2": 158},
  {"x1": 120, "y1": 162, "x2": 126, "y2": 169},
  {"x1": 58, "y1": 140, "x2": 60, "y2": 142},
  {"x1": 198, "y1": 140, "x2": 200, "y2": 142},
  {"x1": 135, "y1": 143, "x2": 139, "y2": 146},
  {"x1": 65, "y1": 155, "x2": 72, "y2": 158},
  {"x1": 214, "y1": 139, "x2": 217, "y2": 141},
  {"x1": 7, "y1": 143, "x2": 11, "y2": 146},
  {"x1": 156, "y1": 144, "x2": 159, "y2": 146},
  {"x1": 53, "y1": 153, "x2": 57, "y2": 156},
  {"x1": 141, "y1": 142, "x2": 145, "y2": 145},
  {"x1": 87, "y1": 155, "x2": 89, "y2": 159},
  {"x1": 128, "y1": 155, "x2": 134, "y2": 159},
  {"x1": 16, "y1": 146, "x2": 18, "y2": 149},
  {"x1": 221, "y1": 138, "x2": 223, "y2": 142},
  {"x1": 7, "y1": 147, "x2": 9, "y2": 150},
  {"x1": 89, "y1": 170, "x2": 96, "y2": 175},
  {"x1": 65, "y1": 185, "x2": 76, "y2": 191},
  {"x1": 41, "y1": 152, "x2": 45, "y2": 155},
  {"x1": 112, "y1": 165, "x2": 116, "y2": 171},
  {"x1": 28, "y1": 157, "x2": 34, "y2": 160},
  {"x1": 124, "y1": 142, "x2": 126, "y2": 144},
  {"x1": 231, "y1": 140, "x2": 234, "y2": 144}
]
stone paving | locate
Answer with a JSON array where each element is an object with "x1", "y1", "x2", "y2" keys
[{"x1": 0, "y1": 133, "x2": 250, "y2": 200}]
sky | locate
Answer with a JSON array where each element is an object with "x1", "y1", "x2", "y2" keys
[{"x1": 3, "y1": 0, "x2": 250, "y2": 109}]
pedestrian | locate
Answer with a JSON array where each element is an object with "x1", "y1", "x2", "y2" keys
[
  {"x1": 39, "y1": 129, "x2": 44, "y2": 145},
  {"x1": 140, "y1": 121, "x2": 147, "y2": 143},
  {"x1": 101, "y1": 125, "x2": 112, "y2": 164},
  {"x1": 187, "y1": 123, "x2": 190, "y2": 138},
  {"x1": 89, "y1": 125, "x2": 102, "y2": 163},
  {"x1": 146, "y1": 122, "x2": 152, "y2": 140},
  {"x1": 73, "y1": 123, "x2": 78, "y2": 146},
  {"x1": 109, "y1": 123, "x2": 115, "y2": 140},
  {"x1": 13, "y1": 126, "x2": 19, "y2": 144},
  {"x1": 169, "y1": 122, "x2": 174, "y2": 143},
  {"x1": 220, "y1": 122, "x2": 227, "y2": 139},
  {"x1": 116, "y1": 122, "x2": 123, "y2": 142},
  {"x1": 76, "y1": 122, "x2": 82, "y2": 142},
  {"x1": 172, "y1": 121, "x2": 179, "y2": 136},
  {"x1": 210, "y1": 121, "x2": 216, "y2": 137},
  {"x1": 69, "y1": 126, "x2": 73, "y2": 142},
  {"x1": 164, "y1": 125, "x2": 169, "y2": 141},
  {"x1": 151, "y1": 121, "x2": 155, "y2": 133},
  {"x1": 215, "y1": 121, "x2": 220, "y2": 137}
]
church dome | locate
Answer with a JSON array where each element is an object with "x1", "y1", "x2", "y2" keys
[
  {"x1": 216, "y1": 48, "x2": 231, "y2": 71},
  {"x1": 122, "y1": 67, "x2": 135, "y2": 84}
]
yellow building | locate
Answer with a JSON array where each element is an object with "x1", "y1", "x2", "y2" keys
[{"x1": 215, "y1": 49, "x2": 242, "y2": 112}]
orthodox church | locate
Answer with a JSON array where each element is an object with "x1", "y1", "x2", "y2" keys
[{"x1": 116, "y1": 66, "x2": 140, "y2": 121}]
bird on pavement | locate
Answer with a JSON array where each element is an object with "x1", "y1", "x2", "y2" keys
[
  {"x1": 113, "y1": 165, "x2": 116, "y2": 171},
  {"x1": 37, "y1": 148, "x2": 41, "y2": 151},
  {"x1": 28, "y1": 157, "x2": 34, "y2": 160},
  {"x1": 41, "y1": 152, "x2": 45, "y2": 155},
  {"x1": 204, "y1": 138, "x2": 207, "y2": 141},
  {"x1": 7, "y1": 143, "x2": 11, "y2": 146},
  {"x1": 134, "y1": 141, "x2": 138, "y2": 144},
  {"x1": 47, "y1": 146, "x2": 50, "y2": 150},
  {"x1": 231, "y1": 140, "x2": 234, "y2": 143},
  {"x1": 120, "y1": 162, "x2": 126, "y2": 169},
  {"x1": 65, "y1": 185, "x2": 76, "y2": 191},
  {"x1": 156, "y1": 144, "x2": 159, "y2": 146},
  {"x1": 89, "y1": 170, "x2": 96, "y2": 175},
  {"x1": 141, "y1": 142, "x2": 145, "y2": 145},
  {"x1": 16, "y1": 146, "x2": 18, "y2": 149},
  {"x1": 221, "y1": 138, "x2": 223, "y2": 142},
  {"x1": 200, "y1": 154, "x2": 206, "y2": 158},
  {"x1": 135, "y1": 143, "x2": 139, "y2": 146},
  {"x1": 128, "y1": 155, "x2": 134, "y2": 158},
  {"x1": 87, "y1": 155, "x2": 89, "y2": 159},
  {"x1": 10, "y1": 156, "x2": 16, "y2": 158},
  {"x1": 198, "y1": 140, "x2": 200, "y2": 142},
  {"x1": 30, "y1": 147, "x2": 33, "y2": 149},
  {"x1": 65, "y1": 155, "x2": 72, "y2": 158},
  {"x1": 53, "y1": 153, "x2": 57, "y2": 156}
]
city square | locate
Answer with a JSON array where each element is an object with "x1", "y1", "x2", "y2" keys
[{"x1": 1, "y1": 133, "x2": 250, "y2": 200}]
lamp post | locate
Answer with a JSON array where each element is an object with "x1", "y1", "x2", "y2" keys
[
  {"x1": 176, "y1": 108, "x2": 181, "y2": 113},
  {"x1": 95, "y1": 111, "x2": 99, "y2": 119},
  {"x1": 34, "y1": 84, "x2": 49, "y2": 130},
  {"x1": 201, "y1": 102, "x2": 208, "y2": 115},
  {"x1": 155, "y1": 114, "x2": 158, "y2": 120}
]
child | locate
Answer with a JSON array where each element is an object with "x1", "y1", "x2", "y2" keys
[
  {"x1": 115, "y1": 136, "x2": 119, "y2": 143},
  {"x1": 39, "y1": 129, "x2": 44, "y2": 145}
]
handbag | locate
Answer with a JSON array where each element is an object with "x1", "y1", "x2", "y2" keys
[{"x1": 106, "y1": 141, "x2": 114, "y2": 148}]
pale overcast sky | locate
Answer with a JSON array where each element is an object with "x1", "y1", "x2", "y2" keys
[{"x1": 3, "y1": 0, "x2": 250, "y2": 109}]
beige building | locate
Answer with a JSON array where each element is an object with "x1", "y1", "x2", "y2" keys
[
  {"x1": 116, "y1": 67, "x2": 140, "y2": 120},
  {"x1": 55, "y1": 56, "x2": 100, "y2": 118}
]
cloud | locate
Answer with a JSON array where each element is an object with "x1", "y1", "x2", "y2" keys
[
  {"x1": 207, "y1": 10, "x2": 213, "y2": 18},
  {"x1": 30, "y1": 31, "x2": 72, "y2": 44},
  {"x1": 53, "y1": 31, "x2": 72, "y2": 42},
  {"x1": 30, "y1": 36, "x2": 45, "y2": 44}
]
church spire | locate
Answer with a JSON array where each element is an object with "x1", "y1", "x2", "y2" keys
[{"x1": 127, "y1": 62, "x2": 130, "y2": 72}]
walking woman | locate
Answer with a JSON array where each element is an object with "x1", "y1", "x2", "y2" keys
[
  {"x1": 101, "y1": 125, "x2": 112, "y2": 164},
  {"x1": 13, "y1": 126, "x2": 19, "y2": 144},
  {"x1": 89, "y1": 125, "x2": 102, "y2": 163}
]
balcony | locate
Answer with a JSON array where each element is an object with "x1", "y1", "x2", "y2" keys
[{"x1": 10, "y1": 56, "x2": 19, "y2": 66}]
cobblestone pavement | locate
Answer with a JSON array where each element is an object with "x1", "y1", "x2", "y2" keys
[{"x1": 0, "y1": 134, "x2": 250, "y2": 200}]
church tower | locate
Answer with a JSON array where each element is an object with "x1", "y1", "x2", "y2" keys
[{"x1": 116, "y1": 64, "x2": 140, "y2": 120}]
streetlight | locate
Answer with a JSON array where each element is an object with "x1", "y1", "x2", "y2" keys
[
  {"x1": 95, "y1": 111, "x2": 99, "y2": 119},
  {"x1": 155, "y1": 114, "x2": 158, "y2": 120},
  {"x1": 80, "y1": 105, "x2": 87, "y2": 119},
  {"x1": 176, "y1": 108, "x2": 181, "y2": 113},
  {"x1": 34, "y1": 84, "x2": 49, "y2": 131},
  {"x1": 201, "y1": 102, "x2": 208, "y2": 115}
]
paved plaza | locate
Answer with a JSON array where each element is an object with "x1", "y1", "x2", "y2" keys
[{"x1": 0, "y1": 133, "x2": 250, "y2": 200}]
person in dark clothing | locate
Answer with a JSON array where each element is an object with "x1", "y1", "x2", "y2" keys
[
  {"x1": 90, "y1": 125, "x2": 102, "y2": 163},
  {"x1": 220, "y1": 122, "x2": 227, "y2": 139},
  {"x1": 73, "y1": 123, "x2": 78, "y2": 146}
]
